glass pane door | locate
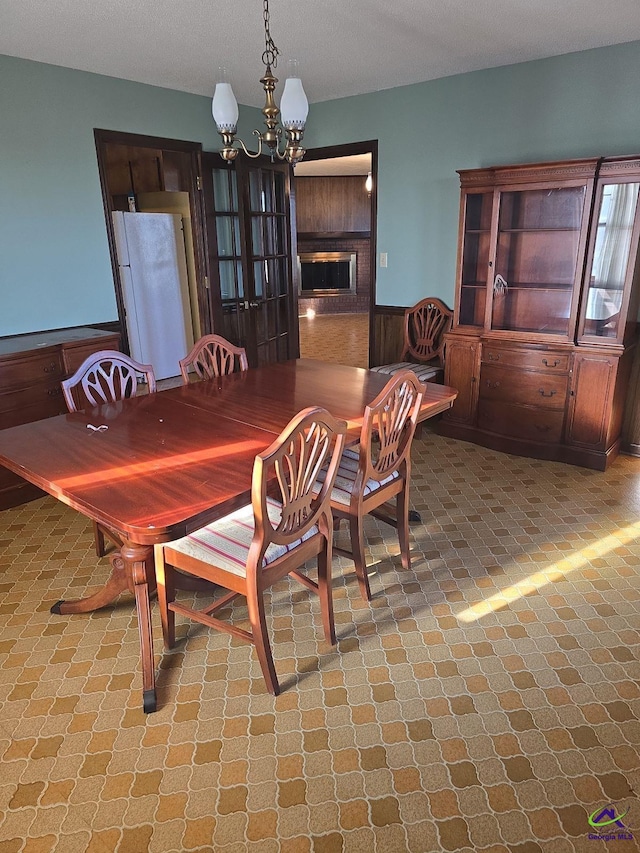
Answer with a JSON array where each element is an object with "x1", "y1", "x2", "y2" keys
[
  {"x1": 580, "y1": 181, "x2": 640, "y2": 341},
  {"x1": 202, "y1": 161, "x2": 248, "y2": 348},
  {"x1": 459, "y1": 191, "x2": 492, "y2": 327},
  {"x1": 201, "y1": 154, "x2": 298, "y2": 365},
  {"x1": 244, "y1": 162, "x2": 296, "y2": 366},
  {"x1": 491, "y1": 186, "x2": 586, "y2": 336}
]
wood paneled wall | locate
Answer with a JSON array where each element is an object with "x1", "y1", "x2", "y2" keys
[
  {"x1": 372, "y1": 306, "x2": 406, "y2": 367},
  {"x1": 622, "y1": 343, "x2": 640, "y2": 455},
  {"x1": 295, "y1": 176, "x2": 371, "y2": 234},
  {"x1": 103, "y1": 144, "x2": 192, "y2": 210}
]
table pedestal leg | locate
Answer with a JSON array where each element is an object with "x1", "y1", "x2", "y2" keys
[
  {"x1": 51, "y1": 540, "x2": 158, "y2": 713},
  {"x1": 50, "y1": 552, "x2": 131, "y2": 615},
  {"x1": 119, "y1": 542, "x2": 157, "y2": 713}
]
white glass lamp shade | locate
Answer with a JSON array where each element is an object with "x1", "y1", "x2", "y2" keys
[
  {"x1": 212, "y1": 68, "x2": 239, "y2": 132},
  {"x1": 280, "y1": 60, "x2": 309, "y2": 130}
]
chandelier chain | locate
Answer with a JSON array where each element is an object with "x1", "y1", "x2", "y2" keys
[{"x1": 262, "y1": 0, "x2": 280, "y2": 69}]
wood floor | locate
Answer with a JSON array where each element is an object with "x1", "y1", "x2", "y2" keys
[
  {"x1": 155, "y1": 314, "x2": 371, "y2": 392},
  {"x1": 299, "y1": 313, "x2": 369, "y2": 369}
]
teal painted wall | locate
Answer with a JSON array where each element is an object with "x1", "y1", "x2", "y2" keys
[
  {"x1": 304, "y1": 40, "x2": 640, "y2": 308},
  {"x1": 0, "y1": 54, "x2": 257, "y2": 336},
  {"x1": 2, "y1": 41, "x2": 640, "y2": 336}
]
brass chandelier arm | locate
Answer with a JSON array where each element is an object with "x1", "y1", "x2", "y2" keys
[
  {"x1": 217, "y1": 64, "x2": 306, "y2": 164},
  {"x1": 218, "y1": 128, "x2": 305, "y2": 165},
  {"x1": 238, "y1": 131, "x2": 275, "y2": 160}
]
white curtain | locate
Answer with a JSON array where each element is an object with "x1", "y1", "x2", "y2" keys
[{"x1": 586, "y1": 182, "x2": 639, "y2": 320}]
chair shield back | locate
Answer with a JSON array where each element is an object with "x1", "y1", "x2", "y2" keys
[
  {"x1": 402, "y1": 298, "x2": 453, "y2": 364},
  {"x1": 251, "y1": 407, "x2": 346, "y2": 553},
  {"x1": 62, "y1": 350, "x2": 156, "y2": 412},
  {"x1": 181, "y1": 335, "x2": 248, "y2": 381},
  {"x1": 361, "y1": 372, "x2": 424, "y2": 483}
]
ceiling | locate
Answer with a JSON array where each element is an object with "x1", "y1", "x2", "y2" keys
[{"x1": 2, "y1": 1, "x2": 640, "y2": 107}]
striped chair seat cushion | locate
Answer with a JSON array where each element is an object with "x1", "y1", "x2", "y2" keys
[
  {"x1": 370, "y1": 361, "x2": 442, "y2": 382},
  {"x1": 316, "y1": 447, "x2": 399, "y2": 507},
  {"x1": 165, "y1": 497, "x2": 319, "y2": 578}
]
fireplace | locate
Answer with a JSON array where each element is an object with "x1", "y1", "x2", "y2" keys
[{"x1": 298, "y1": 252, "x2": 356, "y2": 295}]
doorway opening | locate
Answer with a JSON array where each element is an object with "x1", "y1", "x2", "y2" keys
[
  {"x1": 94, "y1": 129, "x2": 207, "y2": 380},
  {"x1": 294, "y1": 140, "x2": 378, "y2": 368}
]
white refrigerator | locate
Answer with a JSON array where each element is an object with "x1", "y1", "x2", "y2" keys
[{"x1": 112, "y1": 211, "x2": 194, "y2": 380}]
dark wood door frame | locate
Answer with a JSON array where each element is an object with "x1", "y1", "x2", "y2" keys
[
  {"x1": 94, "y1": 129, "x2": 209, "y2": 355},
  {"x1": 297, "y1": 139, "x2": 378, "y2": 366}
]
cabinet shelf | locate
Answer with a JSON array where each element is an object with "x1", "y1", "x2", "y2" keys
[
  {"x1": 496, "y1": 282, "x2": 574, "y2": 291},
  {"x1": 498, "y1": 227, "x2": 581, "y2": 234}
]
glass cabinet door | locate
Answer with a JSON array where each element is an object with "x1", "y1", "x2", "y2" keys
[
  {"x1": 459, "y1": 191, "x2": 492, "y2": 327},
  {"x1": 579, "y1": 181, "x2": 640, "y2": 342},
  {"x1": 490, "y1": 185, "x2": 587, "y2": 336}
]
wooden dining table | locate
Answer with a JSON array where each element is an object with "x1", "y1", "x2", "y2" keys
[{"x1": 0, "y1": 359, "x2": 457, "y2": 712}]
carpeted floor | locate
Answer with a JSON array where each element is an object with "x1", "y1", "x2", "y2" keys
[{"x1": 1, "y1": 423, "x2": 639, "y2": 852}]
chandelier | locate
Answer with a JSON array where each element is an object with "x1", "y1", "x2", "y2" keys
[{"x1": 211, "y1": 0, "x2": 309, "y2": 165}]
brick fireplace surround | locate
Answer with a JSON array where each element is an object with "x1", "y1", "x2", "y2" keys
[{"x1": 297, "y1": 237, "x2": 371, "y2": 315}]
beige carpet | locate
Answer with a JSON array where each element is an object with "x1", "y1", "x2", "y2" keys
[{"x1": 0, "y1": 428, "x2": 639, "y2": 852}]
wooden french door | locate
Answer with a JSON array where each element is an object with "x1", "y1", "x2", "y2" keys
[{"x1": 200, "y1": 153, "x2": 299, "y2": 366}]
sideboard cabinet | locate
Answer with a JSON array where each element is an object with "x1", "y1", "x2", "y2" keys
[
  {"x1": 0, "y1": 326, "x2": 121, "y2": 508},
  {"x1": 439, "y1": 156, "x2": 640, "y2": 470}
]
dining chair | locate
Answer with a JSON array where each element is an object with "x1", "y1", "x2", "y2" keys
[
  {"x1": 179, "y1": 334, "x2": 249, "y2": 384},
  {"x1": 62, "y1": 349, "x2": 156, "y2": 557},
  {"x1": 317, "y1": 371, "x2": 424, "y2": 602},
  {"x1": 370, "y1": 297, "x2": 452, "y2": 383},
  {"x1": 154, "y1": 406, "x2": 347, "y2": 696}
]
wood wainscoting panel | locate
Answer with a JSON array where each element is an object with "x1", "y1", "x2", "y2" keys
[
  {"x1": 372, "y1": 306, "x2": 406, "y2": 367},
  {"x1": 622, "y1": 342, "x2": 640, "y2": 454}
]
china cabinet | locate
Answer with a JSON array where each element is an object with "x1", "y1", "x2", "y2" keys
[{"x1": 439, "y1": 156, "x2": 640, "y2": 470}]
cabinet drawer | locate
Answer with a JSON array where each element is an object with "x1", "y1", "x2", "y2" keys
[
  {"x1": 481, "y1": 364, "x2": 568, "y2": 409},
  {"x1": 0, "y1": 383, "x2": 65, "y2": 427},
  {"x1": 0, "y1": 351, "x2": 63, "y2": 390},
  {"x1": 478, "y1": 400, "x2": 564, "y2": 443},
  {"x1": 62, "y1": 336, "x2": 121, "y2": 374},
  {"x1": 482, "y1": 346, "x2": 570, "y2": 372}
]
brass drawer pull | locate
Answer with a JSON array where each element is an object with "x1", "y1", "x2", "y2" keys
[
  {"x1": 538, "y1": 389, "x2": 557, "y2": 398},
  {"x1": 542, "y1": 358, "x2": 561, "y2": 368},
  {"x1": 535, "y1": 424, "x2": 551, "y2": 432},
  {"x1": 43, "y1": 362, "x2": 58, "y2": 373},
  {"x1": 47, "y1": 387, "x2": 62, "y2": 396},
  {"x1": 486, "y1": 381, "x2": 501, "y2": 389},
  {"x1": 488, "y1": 353, "x2": 501, "y2": 361}
]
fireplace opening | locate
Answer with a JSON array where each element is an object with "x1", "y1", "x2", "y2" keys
[{"x1": 298, "y1": 252, "x2": 356, "y2": 295}]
